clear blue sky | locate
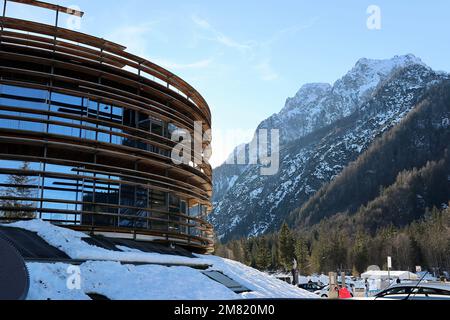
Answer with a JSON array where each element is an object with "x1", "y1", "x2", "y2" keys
[{"x1": 5, "y1": 0, "x2": 450, "y2": 166}]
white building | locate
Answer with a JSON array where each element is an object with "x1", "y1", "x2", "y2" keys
[{"x1": 361, "y1": 270, "x2": 419, "y2": 281}]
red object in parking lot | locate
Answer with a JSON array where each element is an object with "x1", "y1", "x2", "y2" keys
[{"x1": 339, "y1": 287, "x2": 352, "y2": 299}]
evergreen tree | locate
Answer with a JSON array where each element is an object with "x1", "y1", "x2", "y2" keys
[
  {"x1": 255, "y1": 237, "x2": 271, "y2": 270},
  {"x1": 0, "y1": 162, "x2": 37, "y2": 220},
  {"x1": 270, "y1": 240, "x2": 279, "y2": 270},
  {"x1": 232, "y1": 240, "x2": 245, "y2": 262},
  {"x1": 243, "y1": 239, "x2": 253, "y2": 266},
  {"x1": 278, "y1": 223, "x2": 295, "y2": 270},
  {"x1": 295, "y1": 236, "x2": 310, "y2": 275},
  {"x1": 352, "y1": 231, "x2": 369, "y2": 274},
  {"x1": 250, "y1": 239, "x2": 258, "y2": 268},
  {"x1": 310, "y1": 238, "x2": 327, "y2": 273}
]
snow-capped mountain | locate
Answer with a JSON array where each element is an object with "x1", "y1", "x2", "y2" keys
[
  {"x1": 258, "y1": 54, "x2": 427, "y2": 144},
  {"x1": 211, "y1": 55, "x2": 448, "y2": 241}
]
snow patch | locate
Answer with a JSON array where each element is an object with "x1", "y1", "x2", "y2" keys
[
  {"x1": 27, "y1": 261, "x2": 237, "y2": 300},
  {"x1": 3, "y1": 220, "x2": 210, "y2": 266}
]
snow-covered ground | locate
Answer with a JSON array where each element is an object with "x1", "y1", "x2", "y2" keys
[
  {"x1": 1, "y1": 220, "x2": 317, "y2": 300},
  {"x1": 26, "y1": 261, "x2": 239, "y2": 300}
]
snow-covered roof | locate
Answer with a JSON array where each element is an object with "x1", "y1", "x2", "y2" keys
[
  {"x1": 1, "y1": 220, "x2": 317, "y2": 300},
  {"x1": 361, "y1": 270, "x2": 419, "y2": 280}
]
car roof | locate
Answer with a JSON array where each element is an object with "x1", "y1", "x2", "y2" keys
[
  {"x1": 323, "y1": 283, "x2": 351, "y2": 288},
  {"x1": 383, "y1": 282, "x2": 450, "y2": 292}
]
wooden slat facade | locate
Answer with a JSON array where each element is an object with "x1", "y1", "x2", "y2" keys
[{"x1": 0, "y1": 15, "x2": 214, "y2": 253}]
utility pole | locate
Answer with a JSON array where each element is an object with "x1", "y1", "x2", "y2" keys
[{"x1": 387, "y1": 256, "x2": 392, "y2": 285}]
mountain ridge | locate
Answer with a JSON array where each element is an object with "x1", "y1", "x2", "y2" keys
[
  {"x1": 291, "y1": 80, "x2": 450, "y2": 230},
  {"x1": 212, "y1": 54, "x2": 448, "y2": 241}
]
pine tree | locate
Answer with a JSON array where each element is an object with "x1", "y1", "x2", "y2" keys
[
  {"x1": 352, "y1": 231, "x2": 369, "y2": 274},
  {"x1": 243, "y1": 239, "x2": 253, "y2": 266},
  {"x1": 255, "y1": 237, "x2": 271, "y2": 270},
  {"x1": 270, "y1": 241, "x2": 279, "y2": 270},
  {"x1": 250, "y1": 240, "x2": 258, "y2": 268},
  {"x1": 295, "y1": 236, "x2": 310, "y2": 275},
  {"x1": 0, "y1": 162, "x2": 37, "y2": 219},
  {"x1": 231, "y1": 240, "x2": 245, "y2": 263},
  {"x1": 278, "y1": 223, "x2": 295, "y2": 270},
  {"x1": 311, "y1": 238, "x2": 327, "y2": 273}
]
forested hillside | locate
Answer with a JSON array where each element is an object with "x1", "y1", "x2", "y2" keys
[{"x1": 290, "y1": 81, "x2": 450, "y2": 228}]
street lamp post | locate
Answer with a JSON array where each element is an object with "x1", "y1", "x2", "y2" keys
[{"x1": 387, "y1": 256, "x2": 392, "y2": 285}]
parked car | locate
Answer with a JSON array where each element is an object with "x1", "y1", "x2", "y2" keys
[
  {"x1": 314, "y1": 284, "x2": 354, "y2": 298},
  {"x1": 373, "y1": 283, "x2": 450, "y2": 300},
  {"x1": 439, "y1": 273, "x2": 450, "y2": 282},
  {"x1": 298, "y1": 282, "x2": 324, "y2": 292}
]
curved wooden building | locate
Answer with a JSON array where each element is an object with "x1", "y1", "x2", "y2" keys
[{"x1": 0, "y1": 3, "x2": 214, "y2": 253}]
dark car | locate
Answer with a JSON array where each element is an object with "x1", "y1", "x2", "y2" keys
[
  {"x1": 374, "y1": 283, "x2": 450, "y2": 300},
  {"x1": 298, "y1": 282, "x2": 324, "y2": 292}
]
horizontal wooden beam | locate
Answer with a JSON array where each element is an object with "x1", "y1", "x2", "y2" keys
[{"x1": 6, "y1": 0, "x2": 84, "y2": 17}]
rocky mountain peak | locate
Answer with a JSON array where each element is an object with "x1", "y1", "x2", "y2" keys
[
  {"x1": 284, "y1": 83, "x2": 331, "y2": 112},
  {"x1": 334, "y1": 54, "x2": 428, "y2": 100},
  {"x1": 259, "y1": 55, "x2": 430, "y2": 145}
]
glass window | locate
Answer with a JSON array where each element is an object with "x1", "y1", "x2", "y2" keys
[
  {"x1": 84, "y1": 100, "x2": 98, "y2": 124},
  {"x1": 97, "y1": 125, "x2": 111, "y2": 143},
  {"x1": 111, "y1": 106, "x2": 123, "y2": 124},
  {"x1": 81, "y1": 127, "x2": 96, "y2": 140},
  {"x1": 136, "y1": 139, "x2": 148, "y2": 151},
  {"x1": 50, "y1": 100, "x2": 84, "y2": 118},
  {"x1": 150, "y1": 190, "x2": 167, "y2": 211},
  {"x1": 42, "y1": 177, "x2": 79, "y2": 202},
  {"x1": 48, "y1": 122, "x2": 80, "y2": 137},
  {"x1": 118, "y1": 184, "x2": 149, "y2": 229},
  {"x1": 169, "y1": 194, "x2": 180, "y2": 213},
  {"x1": 0, "y1": 117, "x2": 46, "y2": 133},
  {"x1": 149, "y1": 189, "x2": 169, "y2": 231},
  {"x1": 0, "y1": 160, "x2": 41, "y2": 171},
  {"x1": 138, "y1": 112, "x2": 151, "y2": 131},
  {"x1": 42, "y1": 201, "x2": 77, "y2": 212},
  {"x1": 151, "y1": 117, "x2": 164, "y2": 136},
  {"x1": 51, "y1": 92, "x2": 82, "y2": 106},
  {"x1": 180, "y1": 201, "x2": 187, "y2": 215},
  {"x1": 168, "y1": 123, "x2": 178, "y2": 139},
  {"x1": 190, "y1": 203, "x2": 200, "y2": 217},
  {"x1": 122, "y1": 137, "x2": 136, "y2": 148},
  {"x1": 136, "y1": 187, "x2": 148, "y2": 208},
  {"x1": 111, "y1": 128, "x2": 123, "y2": 145},
  {"x1": 98, "y1": 103, "x2": 119, "y2": 124},
  {"x1": 86, "y1": 180, "x2": 119, "y2": 227},
  {"x1": 123, "y1": 109, "x2": 136, "y2": 128},
  {"x1": 0, "y1": 85, "x2": 48, "y2": 111},
  {"x1": 3, "y1": 85, "x2": 47, "y2": 99},
  {"x1": 118, "y1": 184, "x2": 136, "y2": 228},
  {"x1": 0, "y1": 160, "x2": 41, "y2": 220}
]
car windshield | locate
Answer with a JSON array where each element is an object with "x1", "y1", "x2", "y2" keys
[
  {"x1": 314, "y1": 284, "x2": 322, "y2": 289},
  {"x1": 378, "y1": 287, "x2": 414, "y2": 297},
  {"x1": 415, "y1": 287, "x2": 450, "y2": 296}
]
